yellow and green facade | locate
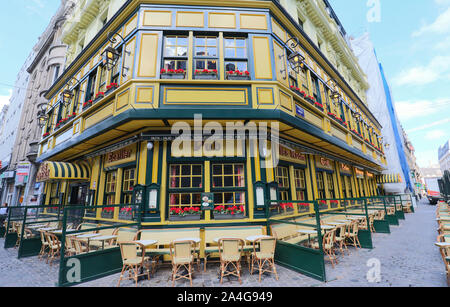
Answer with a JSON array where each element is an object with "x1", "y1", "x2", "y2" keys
[{"x1": 36, "y1": 0, "x2": 386, "y2": 227}]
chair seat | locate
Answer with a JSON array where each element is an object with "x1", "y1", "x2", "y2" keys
[
  {"x1": 312, "y1": 243, "x2": 333, "y2": 250},
  {"x1": 285, "y1": 236, "x2": 303, "y2": 244},
  {"x1": 124, "y1": 258, "x2": 143, "y2": 266},
  {"x1": 221, "y1": 255, "x2": 241, "y2": 262},
  {"x1": 205, "y1": 246, "x2": 219, "y2": 253},
  {"x1": 173, "y1": 255, "x2": 194, "y2": 265},
  {"x1": 255, "y1": 252, "x2": 274, "y2": 259},
  {"x1": 146, "y1": 248, "x2": 171, "y2": 255}
]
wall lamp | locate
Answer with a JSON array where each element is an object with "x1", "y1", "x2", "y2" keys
[
  {"x1": 60, "y1": 76, "x2": 81, "y2": 107},
  {"x1": 279, "y1": 37, "x2": 306, "y2": 77},
  {"x1": 326, "y1": 78, "x2": 341, "y2": 106},
  {"x1": 102, "y1": 32, "x2": 130, "y2": 76}
]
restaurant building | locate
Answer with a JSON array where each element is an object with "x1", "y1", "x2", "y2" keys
[{"x1": 35, "y1": 0, "x2": 387, "y2": 226}]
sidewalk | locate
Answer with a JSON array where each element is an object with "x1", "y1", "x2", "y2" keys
[{"x1": 0, "y1": 198, "x2": 446, "y2": 287}]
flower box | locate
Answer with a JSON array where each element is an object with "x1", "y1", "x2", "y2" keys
[
  {"x1": 226, "y1": 70, "x2": 250, "y2": 80},
  {"x1": 314, "y1": 102, "x2": 324, "y2": 111},
  {"x1": 106, "y1": 83, "x2": 119, "y2": 94},
  {"x1": 93, "y1": 93, "x2": 104, "y2": 103},
  {"x1": 289, "y1": 86, "x2": 307, "y2": 98},
  {"x1": 42, "y1": 133, "x2": 50, "y2": 138},
  {"x1": 194, "y1": 69, "x2": 218, "y2": 80},
  {"x1": 213, "y1": 213, "x2": 246, "y2": 220},
  {"x1": 169, "y1": 215, "x2": 201, "y2": 222},
  {"x1": 101, "y1": 211, "x2": 114, "y2": 219},
  {"x1": 161, "y1": 73, "x2": 186, "y2": 79},
  {"x1": 82, "y1": 101, "x2": 93, "y2": 111}
]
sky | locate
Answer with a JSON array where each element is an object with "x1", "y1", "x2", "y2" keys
[
  {"x1": 0, "y1": 0, "x2": 60, "y2": 109},
  {"x1": 329, "y1": 0, "x2": 450, "y2": 168},
  {"x1": 0, "y1": 0, "x2": 448, "y2": 168}
]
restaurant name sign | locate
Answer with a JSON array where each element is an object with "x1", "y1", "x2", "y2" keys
[
  {"x1": 279, "y1": 145, "x2": 306, "y2": 164},
  {"x1": 316, "y1": 157, "x2": 334, "y2": 171},
  {"x1": 355, "y1": 168, "x2": 365, "y2": 178},
  {"x1": 340, "y1": 163, "x2": 352, "y2": 174},
  {"x1": 107, "y1": 148, "x2": 132, "y2": 164},
  {"x1": 36, "y1": 163, "x2": 51, "y2": 182}
]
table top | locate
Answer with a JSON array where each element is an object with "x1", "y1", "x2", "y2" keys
[
  {"x1": 91, "y1": 235, "x2": 117, "y2": 241},
  {"x1": 435, "y1": 242, "x2": 450, "y2": 247},
  {"x1": 335, "y1": 219, "x2": 352, "y2": 223},
  {"x1": 173, "y1": 237, "x2": 201, "y2": 243},
  {"x1": 297, "y1": 229, "x2": 317, "y2": 235},
  {"x1": 326, "y1": 222, "x2": 346, "y2": 226},
  {"x1": 135, "y1": 240, "x2": 158, "y2": 247},
  {"x1": 319, "y1": 225, "x2": 335, "y2": 230},
  {"x1": 246, "y1": 235, "x2": 271, "y2": 242},
  {"x1": 37, "y1": 227, "x2": 59, "y2": 231},
  {"x1": 77, "y1": 233, "x2": 102, "y2": 239},
  {"x1": 214, "y1": 237, "x2": 243, "y2": 243},
  {"x1": 27, "y1": 225, "x2": 48, "y2": 229}
]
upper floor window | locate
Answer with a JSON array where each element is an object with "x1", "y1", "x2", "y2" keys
[
  {"x1": 163, "y1": 35, "x2": 188, "y2": 73},
  {"x1": 311, "y1": 75, "x2": 322, "y2": 103},
  {"x1": 224, "y1": 37, "x2": 248, "y2": 73},
  {"x1": 86, "y1": 69, "x2": 97, "y2": 101},
  {"x1": 52, "y1": 65, "x2": 60, "y2": 84},
  {"x1": 194, "y1": 36, "x2": 218, "y2": 78},
  {"x1": 98, "y1": 65, "x2": 108, "y2": 93},
  {"x1": 110, "y1": 46, "x2": 122, "y2": 85}
]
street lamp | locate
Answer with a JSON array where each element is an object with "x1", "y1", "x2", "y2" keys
[
  {"x1": 326, "y1": 78, "x2": 341, "y2": 105},
  {"x1": 37, "y1": 110, "x2": 49, "y2": 129},
  {"x1": 61, "y1": 89, "x2": 74, "y2": 107},
  {"x1": 102, "y1": 32, "x2": 130, "y2": 74},
  {"x1": 279, "y1": 37, "x2": 306, "y2": 76}
]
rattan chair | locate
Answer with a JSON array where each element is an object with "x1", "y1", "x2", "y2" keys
[
  {"x1": 38, "y1": 230, "x2": 50, "y2": 260},
  {"x1": 369, "y1": 214, "x2": 376, "y2": 233},
  {"x1": 250, "y1": 237, "x2": 278, "y2": 282},
  {"x1": 312, "y1": 229, "x2": 338, "y2": 268},
  {"x1": 345, "y1": 220, "x2": 361, "y2": 249},
  {"x1": 169, "y1": 240, "x2": 196, "y2": 287},
  {"x1": 334, "y1": 225, "x2": 349, "y2": 255},
  {"x1": 117, "y1": 242, "x2": 151, "y2": 287},
  {"x1": 72, "y1": 237, "x2": 89, "y2": 255},
  {"x1": 45, "y1": 232, "x2": 61, "y2": 266},
  {"x1": 218, "y1": 238, "x2": 245, "y2": 284}
]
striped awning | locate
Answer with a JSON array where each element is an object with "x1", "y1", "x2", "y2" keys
[
  {"x1": 376, "y1": 174, "x2": 402, "y2": 184},
  {"x1": 36, "y1": 161, "x2": 90, "y2": 182}
]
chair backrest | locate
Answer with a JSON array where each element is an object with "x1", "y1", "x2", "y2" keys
[
  {"x1": 46, "y1": 232, "x2": 60, "y2": 249},
  {"x1": 77, "y1": 223, "x2": 98, "y2": 231},
  {"x1": 137, "y1": 228, "x2": 201, "y2": 246},
  {"x1": 219, "y1": 238, "x2": 243, "y2": 260},
  {"x1": 39, "y1": 231, "x2": 47, "y2": 245},
  {"x1": 97, "y1": 226, "x2": 115, "y2": 237},
  {"x1": 335, "y1": 225, "x2": 345, "y2": 240},
  {"x1": 323, "y1": 229, "x2": 336, "y2": 246},
  {"x1": 73, "y1": 238, "x2": 87, "y2": 255},
  {"x1": 114, "y1": 228, "x2": 137, "y2": 243},
  {"x1": 170, "y1": 241, "x2": 195, "y2": 262},
  {"x1": 119, "y1": 242, "x2": 141, "y2": 262},
  {"x1": 269, "y1": 224, "x2": 297, "y2": 241},
  {"x1": 205, "y1": 226, "x2": 263, "y2": 246},
  {"x1": 257, "y1": 237, "x2": 276, "y2": 257}
]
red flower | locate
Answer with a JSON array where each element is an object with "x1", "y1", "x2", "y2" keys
[{"x1": 161, "y1": 69, "x2": 167, "y2": 74}]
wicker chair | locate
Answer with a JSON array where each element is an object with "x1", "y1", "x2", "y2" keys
[
  {"x1": 312, "y1": 229, "x2": 338, "y2": 268},
  {"x1": 117, "y1": 242, "x2": 151, "y2": 287},
  {"x1": 38, "y1": 230, "x2": 50, "y2": 260},
  {"x1": 218, "y1": 238, "x2": 244, "y2": 284},
  {"x1": 250, "y1": 237, "x2": 278, "y2": 282},
  {"x1": 345, "y1": 220, "x2": 361, "y2": 249},
  {"x1": 334, "y1": 225, "x2": 349, "y2": 255},
  {"x1": 169, "y1": 240, "x2": 196, "y2": 287},
  {"x1": 45, "y1": 232, "x2": 61, "y2": 266}
]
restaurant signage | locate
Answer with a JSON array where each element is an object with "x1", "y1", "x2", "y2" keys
[
  {"x1": 295, "y1": 105, "x2": 305, "y2": 118},
  {"x1": 355, "y1": 168, "x2": 365, "y2": 178},
  {"x1": 106, "y1": 148, "x2": 132, "y2": 163},
  {"x1": 340, "y1": 163, "x2": 352, "y2": 175},
  {"x1": 36, "y1": 163, "x2": 50, "y2": 182},
  {"x1": 15, "y1": 162, "x2": 31, "y2": 185},
  {"x1": 279, "y1": 145, "x2": 306, "y2": 164},
  {"x1": 316, "y1": 157, "x2": 334, "y2": 171},
  {"x1": 366, "y1": 172, "x2": 374, "y2": 179}
]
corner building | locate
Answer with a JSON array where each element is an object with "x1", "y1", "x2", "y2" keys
[{"x1": 36, "y1": 0, "x2": 387, "y2": 227}]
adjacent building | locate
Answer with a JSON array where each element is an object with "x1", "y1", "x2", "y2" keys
[
  {"x1": 438, "y1": 140, "x2": 450, "y2": 173},
  {"x1": 35, "y1": 0, "x2": 387, "y2": 225},
  {"x1": 4, "y1": 0, "x2": 77, "y2": 207},
  {"x1": 349, "y1": 33, "x2": 416, "y2": 197},
  {"x1": 0, "y1": 53, "x2": 35, "y2": 206}
]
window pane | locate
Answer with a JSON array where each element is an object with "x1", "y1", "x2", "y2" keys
[
  {"x1": 225, "y1": 48, "x2": 235, "y2": 58},
  {"x1": 165, "y1": 47, "x2": 176, "y2": 57},
  {"x1": 166, "y1": 37, "x2": 177, "y2": 46},
  {"x1": 164, "y1": 60, "x2": 176, "y2": 70},
  {"x1": 181, "y1": 194, "x2": 191, "y2": 205},
  {"x1": 193, "y1": 165, "x2": 202, "y2": 175},
  {"x1": 195, "y1": 37, "x2": 205, "y2": 46},
  {"x1": 213, "y1": 177, "x2": 222, "y2": 188},
  {"x1": 195, "y1": 47, "x2": 206, "y2": 56},
  {"x1": 236, "y1": 48, "x2": 246, "y2": 58},
  {"x1": 224, "y1": 165, "x2": 233, "y2": 175},
  {"x1": 207, "y1": 38, "x2": 216, "y2": 46},
  {"x1": 225, "y1": 39, "x2": 235, "y2": 47},
  {"x1": 225, "y1": 62, "x2": 236, "y2": 71},
  {"x1": 178, "y1": 37, "x2": 188, "y2": 46},
  {"x1": 192, "y1": 177, "x2": 202, "y2": 188},
  {"x1": 236, "y1": 62, "x2": 247, "y2": 71},
  {"x1": 207, "y1": 47, "x2": 217, "y2": 57},
  {"x1": 181, "y1": 177, "x2": 191, "y2": 188},
  {"x1": 196, "y1": 60, "x2": 206, "y2": 70},
  {"x1": 207, "y1": 60, "x2": 217, "y2": 70},
  {"x1": 224, "y1": 176, "x2": 233, "y2": 187},
  {"x1": 177, "y1": 47, "x2": 188, "y2": 57},
  {"x1": 181, "y1": 165, "x2": 191, "y2": 175}
]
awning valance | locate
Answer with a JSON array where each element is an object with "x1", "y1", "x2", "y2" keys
[
  {"x1": 376, "y1": 174, "x2": 402, "y2": 184},
  {"x1": 36, "y1": 161, "x2": 90, "y2": 182}
]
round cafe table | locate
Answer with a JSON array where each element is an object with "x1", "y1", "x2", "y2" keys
[{"x1": 297, "y1": 229, "x2": 316, "y2": 246}]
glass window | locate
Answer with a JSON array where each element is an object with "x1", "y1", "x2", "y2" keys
[
  {"x1": 224, "y1": 37, "x2": 249, "y2": 77},
  {"x1": 294, "y1": 168, "x2": 307, "y2": 201},
  {"x1": 316, "y1": 172, "x2": 325, "y2": 199},
  {"x1": 50, "y1": 182, "x2": 59, "y2": 205},
  {"x1": 275, "y1": 166, "x2": 290, "y2": 201},
  {"x1": 169, "y1": 164, "x2": 203, "y2": 189},
  {"x1": 212, "y1": 163, "x2": 245, "y2": 188},
  {"x1": 98, "y1": 65, "x2": 107, "y2": 93},
  {"x1": 162, "y1": 35, "x2": 188, "y2": 78},
  {"x1": 311, "y1": 75, "x2": 322, "y2": 103},
  {"x1": 194, "y1": 35, "x2": 218, "y2": 78},
  {"x1": 110, "y1": 46, "x2": 122, "y2": 85},
  {"x1": 105, "y1": 171, "x2": 117, "y2": 205},
  {"x1": 327, "y1": 173, "x2": 335, "y2": 199},
  {"x1": 86, "y1": 69, "x2": 97, "y2": 101},
  {"x1": 122, "y1": 168, "x2": 136, "y2": 204}
]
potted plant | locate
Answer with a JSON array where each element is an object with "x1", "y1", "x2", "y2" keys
[
  {"x1": 314, "y1": 101, "x2": 324, "y2": 111},
  {"x1": 330, "y1": 200, "x2": 339, "y2": 209},
  {"x1": 289, "y1": 86, "x2": 307, "y2": 99},
  {"x1": 82, "y1": 100, "x2": 93, "y2": 111},
  {"x1": 101, "y1": 207, "x2": 114, "y2": 219},
  {"x1": 298, "y1": 203, "x2": 310, "y2": 213},
  {"x1": 319, "y1": 200, "x2": 328, "y2": 210},
  {"x1": 119, "y1": 206, "x2": 134, "y2": 221},
  {"x1": 161, "y1": 69, "x2": 186, "y2": 79},
  {"x1": 42, "y1": 132, "x2": 50, "y2": 138},
  {"x1": 226, "y1": 70, "x2": 250, "y2": 80},
  {"x1": 106, "y1": 82, "x2": 119, "y2": 94},
  {"x1": 169, "y1": 207, "x2": 202, "y2": 221},
  {"x1": 94, "y1": 91, "x2": 105, "y2": 102},
  {"x1": 194, "y1": 69, "x2": 218, "y2": 80},
  {"x1": 306, "y1": 95, "x2": 316, "y2": 104},
  {"x1": 280, "y1": 203, "x2": 294, "y2": 214},
  {"x1": 213, "y1": 205, "x2": 246, "y2": 220}
]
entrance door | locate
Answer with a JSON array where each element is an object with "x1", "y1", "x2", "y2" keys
[{"x1": 69, "y1": 183, "x2": 89, "y2": 206}]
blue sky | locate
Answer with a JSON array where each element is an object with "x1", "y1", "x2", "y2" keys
[
  {"x1": 0, "y1": 1, "x2": 60, "y2": 107},
  {"x1": 0, "y1": 1, "x2": 448, "y2": 168},
  {"x1": 329, "y1": 0, "x2": 450, "y2": 168}
]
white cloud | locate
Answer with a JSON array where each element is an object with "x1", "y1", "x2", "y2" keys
[
  {"x1": 425, "y1": 129, "x2": 446, "y2": 140},
  {"x1": 0, "y1": 89, "x2": 12, "y2": 110},
  {"x1": 408, "y1": 117, "x2": 450, "y2": 133},
  {"x1": 393, "y1": 55, "x2": 450, "y2": 86},
  {"x1": 416, "y1": 149, "x2": 440, "y2": 168},
  {"x1": 412, "y1": 7, "x2": 450, "y2": 37},
  {"x1": 394, "y1": 98, "x2": 450, "y2": 121}
]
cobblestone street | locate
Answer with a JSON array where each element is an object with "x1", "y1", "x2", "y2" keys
[{"x1": 0, "y1": 198, "x2": 447, "y2": 287}]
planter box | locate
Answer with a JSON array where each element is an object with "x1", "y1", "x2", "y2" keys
[
  {"x1": 105, "y1": 87, "x2": 118, "y2": 95},
  {"x1": 226, "y1": 75, "x2": 250, "y2": 80},
  {"x1": 169, "y1": 215, "x2": 201, "y2": 222},
  {"x1": 314, "y1": 104, "x2": 324, "y2": 111},
  {"x1": 101, "y1": 212, "x2": 114, "y2": 219},
  {"x1": 213, "y1": 213, "x2": 246, "y2": 220},
  {"x1": 93, "y1": 96, "x2": 103, "y2": 104},
  {"x1": 118, "y1": 213, "x2": 134, "y2": 221},
  {"x1": 194, "y1": 74, "x2": 218, "y2": 80},
  {"x1": 161, "y1": 73, "x2": 186, "y2": 79}
]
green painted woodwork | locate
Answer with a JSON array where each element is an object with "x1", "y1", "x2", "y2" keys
[
  {"x1": 373, "y1": 220, "x2": 390, "y2": 234},
  {"x1": 4, "y1": 233, "x2": 17, "y2": 249},
  {"x1": 0, "y1": 226, "x2": 5, "y2": 237},
  {"x1": 386, "y1": 214, "x2": 399, "y2": 226},
  {"x1": 274, "y1": 240, "x2": 326, "y2": 282},
  {"x1": 18, "y1": 237, "x2": 42, "y2": 259},
  {"x1": 396, "y1": 211, "x2": 405, "y2": 220},
  {"x1": 357, "y1": 229, "x2": 373, "y2": 249},
  {"x1": 59, "y1": 247, "x2": 123, "y2": 287}
]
